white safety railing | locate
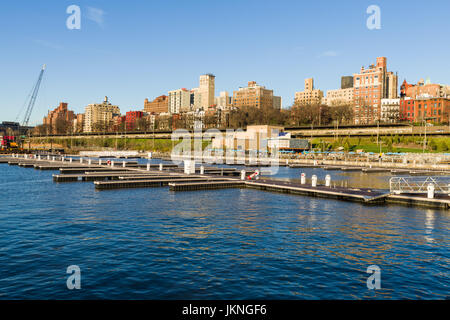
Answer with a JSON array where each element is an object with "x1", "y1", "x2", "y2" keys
[{"x1": 390, "y1": 176, "x2": 450, "y2": 194}]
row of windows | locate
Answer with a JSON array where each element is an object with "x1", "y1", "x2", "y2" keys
[{"x1": 417, "y1": 110, "x2": 442, "y2": 116}]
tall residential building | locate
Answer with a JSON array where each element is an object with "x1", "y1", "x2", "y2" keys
[
  {"x1": 190, "y1": 88, "x2": 200, "y2": 110},
  {"x1": 232, "y1": 81, "x2": 275, "y2": 109},
  {"x1": 341, "y1": 76, "x2": 354, "y2": 89},
  {"x1": 323, "y1": 88, "x2": 354, "y2": 106},
  {"x1": 353, "y1": 57, "x2": 398, "y2": 124},
  {"x1": 387, "y1": 73, "x2": 398, "y2": 99},
  {"x1": 144, "y1": 95, "x2": 168, "y2": 114},
  {"x1": 273, "y1": 96, "x2": 282, "y2": 110},
  {"x1": 168, "y1": 88, "x2": 190, "y2": 114},
  {"x1": 43, "y1": 102, "x2": 76, "y2": 133},
  {"x1": 73, "y1": 113, "x2": 84, "y2": 133},
  {"x1": 198, "y1": 74, "x2": 215, "y2": 109},
  {"x1": 83, "y1": 96, "x2": 120, "y2": 132},
  {"x1": 294, "y1": 78, "x2": 324, "y2": 106},
  {"x1": 215, "y1": 91, "x2": 232, "y2": 109}
]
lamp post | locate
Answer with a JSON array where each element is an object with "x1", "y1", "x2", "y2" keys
[
  {"x1": 422, "y1": 117, "x2": 432, "y2": 153},
  {"x1": 376, "y1": 119, "x2": 380, "y2": 147},
  {"x1": 152, "y1": 118, "x2": 155, "y2": 150}
]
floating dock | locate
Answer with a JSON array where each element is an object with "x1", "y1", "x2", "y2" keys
[
  {"x1": 245, "y1": 179, "x2": 389, "y2": 204},
  {"x1": 1, "y1": 155, "x2": 449, "y2": 210},
  {"x1": 169, "y1": 181, "x2": 245, "y2": 191},
  {"x1": 94, "y1": 177, "x2": 231, "y2": 190}
]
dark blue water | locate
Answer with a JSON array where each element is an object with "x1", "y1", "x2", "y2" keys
[{"x1": 0, "y1": 163, "x2": 448, "y2": 299}]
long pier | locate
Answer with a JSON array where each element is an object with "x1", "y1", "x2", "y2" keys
[
  {"x1": 294, "y1": 163, "x2": 450, "y2": 176},
  {"x1": 1, "y1": 154, "x2": 449, "y2": 210}
]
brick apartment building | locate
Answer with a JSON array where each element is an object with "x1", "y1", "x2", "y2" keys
[
  {"x1": 399, "y1": 78, "x2": 450, "y2": 123},
  {"x1": 144, "y1": 95, "x2": 169, "y2": 114},
  {"x1": 353, "y1": 57, "x2": 398, "y2": 124},
  {"x1": 124, "y1": 111, "x2": 144, "y2": 130},
  {"x1": 233, "y1": 81, "x2": 278, "y2": 109},
  {"x1": 43, "y1": 102, "x2": 76, "y2": 134},
  {"x1": 400, "y1": 79, "x2": 442, "y2": 98},
  {"x1": 400, "y1": 96, "x2": 449, "y2": 123}
]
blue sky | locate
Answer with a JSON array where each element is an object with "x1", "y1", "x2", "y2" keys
[{"x1": 0, "y1": 0, "x2": 449, "y2": 125}]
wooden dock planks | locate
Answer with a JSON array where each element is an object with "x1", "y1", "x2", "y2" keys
[
  {"x1": 94, "y1": 177, "x2": 232, "y2": 190},
  {"x1": 169, "y1": 181, "x2": 246, "y2": 191}
]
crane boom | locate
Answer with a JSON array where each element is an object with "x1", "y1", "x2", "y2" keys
[{"x1": 22, "y1": 64, "x2": 46, "y2": 127}]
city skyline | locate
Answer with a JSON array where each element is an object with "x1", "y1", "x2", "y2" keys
[{"x1": 1, "y1": 0, "x2": 449, "y2": 125}]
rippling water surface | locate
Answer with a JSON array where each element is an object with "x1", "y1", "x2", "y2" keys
[{"x1": 0, "y1": 163, "x2": 448, "y2": 299}]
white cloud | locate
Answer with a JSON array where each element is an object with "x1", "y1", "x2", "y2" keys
[{"x1": 86, "y1": 7, "x2": 105, "y2": 28}]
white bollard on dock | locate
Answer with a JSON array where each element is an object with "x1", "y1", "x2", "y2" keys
[
  {"x1": 47, "y1": 155, "x2": 50, "y2": 160},
  {"x1": 183, "y1": 160, "x2": 196, "y2": 175},
  {"x1": 99, "y1": 159, "x2": 102, "y2": 165},
  {"x1": 159, "y1": 163, "x2": 163, "y2": 171},
  {"x1": 147, "y1": 163, "x2": 150, "y2": 171},
  {"x1": 122, "y1": 161, "x2": 126, "y2": 168},
  {"x1": 311, "y1": 175, "x2": 317, "y2": 187},
  {"x1": 80, "y1": 158, "x2": 83, "y2": 164},
  {"x1": 241, "y1": 170, "x2": 246, "y2": 181},
  {"x1": 52, "y1": 156, "x2": 55, "y2": 162},
  {"x1": 325, "y1": 175, "x2": 331, "y2": 187},
  {"x1": 200, "y1": 165, "x2": 205, "y2": 175},
  {"x1": 88, "y1": 159, "x2": 92, "y2": 165},
  {"x1": 111, "y1": 160, "x2": 114, "y2": 167},
  {"x1": 69, "y1": 158, "x2": 73, "y2": 163},
  {"x1": 427, "y1": 183, "x2": 435, "y2": 199},
  {"x1": 301, "y1": 173, "x2": 306, "y2": 185}
]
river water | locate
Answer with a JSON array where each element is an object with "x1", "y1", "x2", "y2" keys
[{"x1": 0, "y1": 162, "x2": 448, "y2": 299}]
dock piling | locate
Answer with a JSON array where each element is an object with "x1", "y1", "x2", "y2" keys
[
  {"x1": 312, "y1": 175, "x2": 317, "y2": 187},
  {"x1": 325, "y1": 175, "x2": 331, "y2": 187},
  {"x1": 301, "y1": 173, "x2": 306, "y2": 185},
  {"x1": 427, "y1": 184, "x2": 435, "y2": 199}
]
